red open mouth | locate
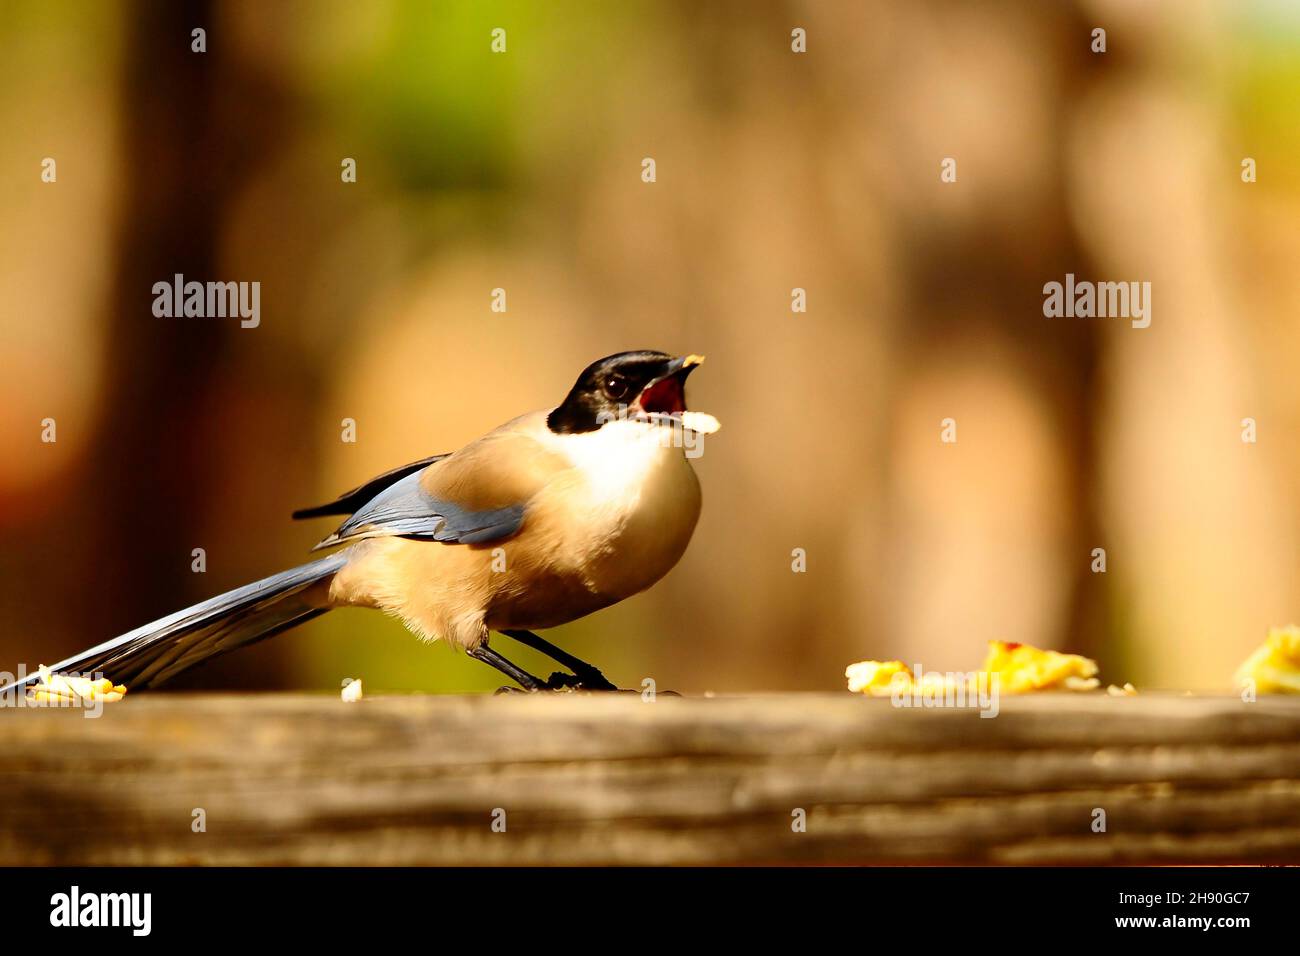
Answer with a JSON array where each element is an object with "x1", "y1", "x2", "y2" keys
[{"x1": 636, "y1": 375, "x2": 687, "y2": 416}]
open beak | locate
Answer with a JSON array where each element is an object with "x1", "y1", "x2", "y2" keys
[{"x1": 633, "y1": 354, "x2": 720, "y2": 434}]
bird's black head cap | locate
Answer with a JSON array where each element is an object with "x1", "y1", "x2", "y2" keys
[{"x1": 548, "y1": 350, "x2": 701, "y2": 434}]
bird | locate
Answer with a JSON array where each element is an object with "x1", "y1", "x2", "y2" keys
[{"x1": 0, "y1": 350, "x2": 719, "y2": 696}]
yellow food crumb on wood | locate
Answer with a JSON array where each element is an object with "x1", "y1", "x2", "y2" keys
[
  {"x1": 1235, "y1": 625, "x2": 1300, "y2": 694},
  {"x1": 845, "y1": 641, "x2": 1123, "y2": 696},
  {"x1": 982, "y1": 641, "x2": 1098, "y2": 693},
  {"x1": 28, "y1": 665, "x2": 127, "y2": 704},
  {"x1": 844, "y1": 660, "x2": 910, "y2": 695}
]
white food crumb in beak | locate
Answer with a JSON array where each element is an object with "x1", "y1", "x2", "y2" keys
[{"x1": 680, "y1": 411, "x2": 721, "y2": 434}]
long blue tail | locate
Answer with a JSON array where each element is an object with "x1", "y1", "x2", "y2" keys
[{"x1": 0, "y1": 553, "x2": 348, "y2": 693}]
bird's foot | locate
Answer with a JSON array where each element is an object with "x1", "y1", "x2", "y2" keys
[
  {"x1": 492, "y1": 670, "x2": 622, "y2": 694},
  {"x1": 560, "y1": 667, "x2": 618, "y2": 692},
  {"x1": 543, "y1": 670, "x2": 622, "y2": 692}
]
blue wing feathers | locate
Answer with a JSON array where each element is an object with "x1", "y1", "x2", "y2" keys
[{"x1": 316, "y1": 471, "x2": 524, "y2": 548}]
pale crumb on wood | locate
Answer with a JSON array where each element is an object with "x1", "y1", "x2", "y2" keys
[{"x1": 29, "y1": 665, "x2": 127, "y2": 704}]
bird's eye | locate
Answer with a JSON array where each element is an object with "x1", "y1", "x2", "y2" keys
[{"x1": 604, "y1": 374, "x2": 631, "y2": 402}]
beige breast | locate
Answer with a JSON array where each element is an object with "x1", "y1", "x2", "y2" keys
[{"x1": 328, "y1": 412, "x2": 702, "y2": 649}]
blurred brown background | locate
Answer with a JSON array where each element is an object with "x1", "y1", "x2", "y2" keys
[{"x1": 1, "y1": 0, "x2": 1297, "y2": 694}]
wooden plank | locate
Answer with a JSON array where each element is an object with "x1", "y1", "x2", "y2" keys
[{"x1": 2, "y1": 692, "x2": 1298, "y2": 865}]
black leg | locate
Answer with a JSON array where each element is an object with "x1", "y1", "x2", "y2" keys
[
  {"x1": 469, "y1": 645, "x2": 547, "y2": 692},
  {"x1": 501, "y1": 629, "x2": 618, "y2": 691}
]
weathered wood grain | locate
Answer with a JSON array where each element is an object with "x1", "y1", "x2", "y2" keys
[{"x1": 2, "y1": 692, "x2": 1298, "y2": 865}]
